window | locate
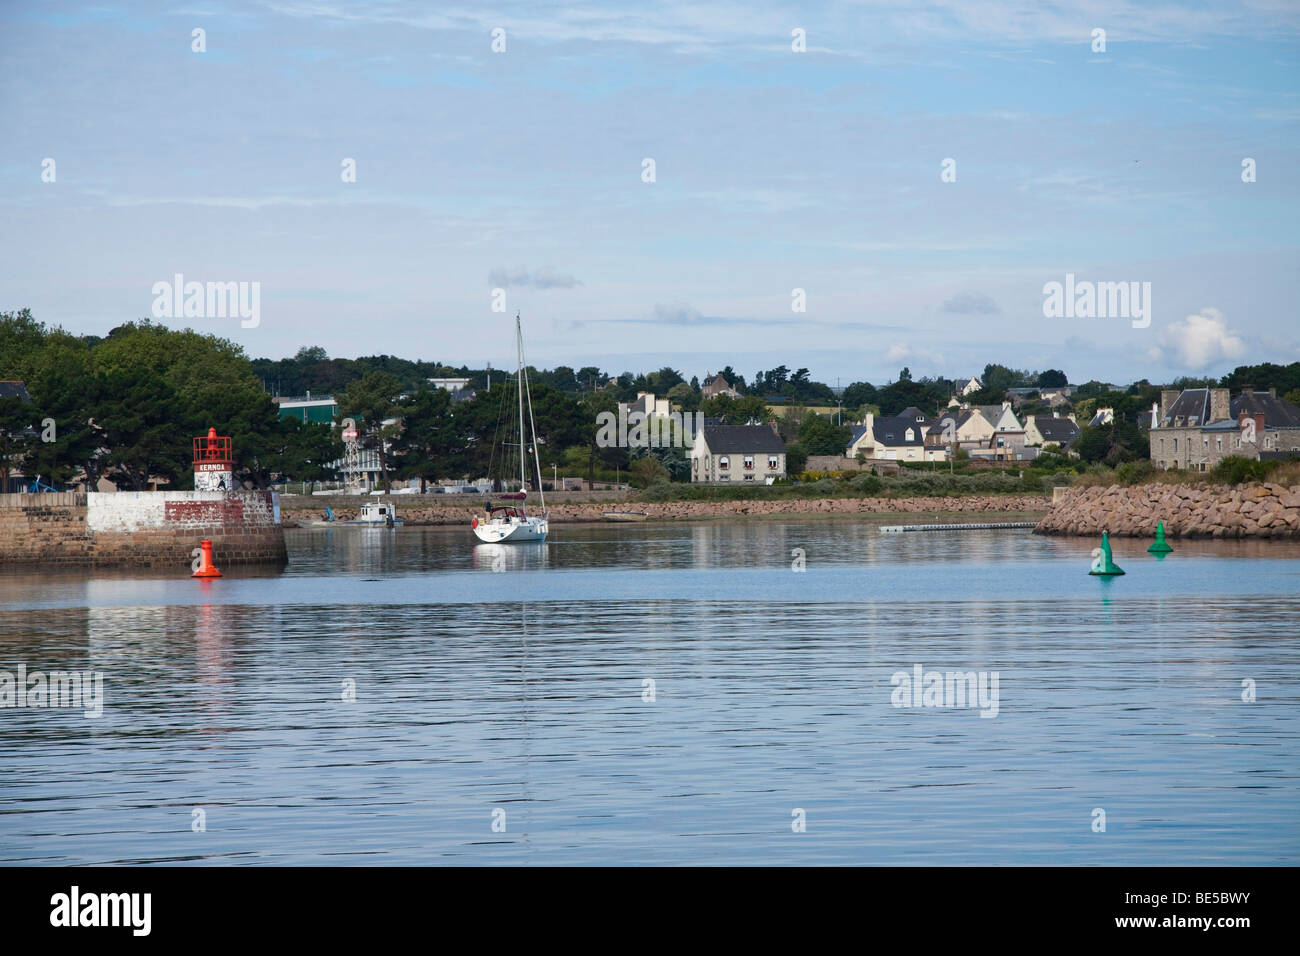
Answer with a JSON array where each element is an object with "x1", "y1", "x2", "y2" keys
[
  {"x1": 1173, "y1": 438, "x2": 1178, "y2": 451},
  {"x1": 744, "y1": 474, "x2": 754, "y2": 481},
  {"x1": 719, "y1": 455, "x2": 729, "y2": 469},
  {"x1": 743, "y1": 455, "x2": 754, "y2": 469},
  {"x1": 768, "y1": 456, "x2": 779, "y2": 469},
  {"x1": 1203, "y1": 438, "x2": 1208, "y2": 449},
  {"x1": 1216, "y1": 438, "x2": 1222, "y2": 451}
]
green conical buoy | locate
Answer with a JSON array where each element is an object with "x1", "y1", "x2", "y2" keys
[
  {"x1": 1089, "y1": 531, "x2": 1125, "y2": 576},
  {"x1": 1147, "y1": 520, "x2": 1173, "y2": 554}
]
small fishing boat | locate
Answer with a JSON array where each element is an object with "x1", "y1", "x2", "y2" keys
[
  {"x1": 299, "y1": 501, "x2": 402, "y2": 527},
  {"x1": 602, "y1": 511, "x2": 649, "y2": 522}
]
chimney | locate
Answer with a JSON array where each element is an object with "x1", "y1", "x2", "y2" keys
[
  {"x1": 1209, "y1": 388, "x2": 1230, "y2": 423},
  {"x1": 1159, "y1": 389, "x2": 1178, "y2": 420},
  {"x1": 1238, "y1": 409, "x2": 1266, "y2": 435}
]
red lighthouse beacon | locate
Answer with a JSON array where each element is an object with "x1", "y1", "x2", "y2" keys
[{"x1": 193, "y1": 427, "x2": 234, "y2": 491}]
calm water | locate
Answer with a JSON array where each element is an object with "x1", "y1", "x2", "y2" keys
[{"x1": 1, "y1": 520, "x2": 1297, "y2": 865}]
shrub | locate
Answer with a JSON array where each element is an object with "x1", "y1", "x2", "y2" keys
[
  {"x1": 850, "y1": 473, "x2": 883, "y2": 494},
  {"x1": 1114, "y1": 459, "x2": 1156, "y2": 486},
  {"x1": 1210, "y1": 456, "x2": 1271, "y2": 485}
]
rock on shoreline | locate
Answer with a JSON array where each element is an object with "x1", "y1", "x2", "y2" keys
[
  {"x1": 1035, "y1": 482, "x2": 1300, "y2": 538},
  {"x1": 291, "y1": 494, "x2": 1052, "y2": 527}
]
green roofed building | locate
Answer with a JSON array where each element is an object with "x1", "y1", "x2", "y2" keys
[{"x1": 274, "y1": 393, "x2": 338, "y2": 425}]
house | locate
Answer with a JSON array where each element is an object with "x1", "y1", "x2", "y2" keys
[
  {"x1": 957, "y1": 376, "x2": 982, "y2": 396},
  {"x1": 1150, "y1": 386, "x2": 1300, "y2": 471},
  {"x1": 974, "y1": 401, "x2": 1023, "y2": 434},
  {"x1": 925, "y1": 408, "x2": 995, "y2": 450},
  {"x1": 691, "y1": 424, "x2": 786, "y2": 483},
  {"x1": 969, "y1": 430, "x2": 1035, "y2": 462},
  {"x1": 1024, "y1": 414, "x2": 1080, "y2": 450},
  {"x1": 701, "y1": 373, "x2": 743, "y2": 400},
  {"x1": 0, "y1": 381, "x2": 33, "y2": 403},
  {"x1": 620, "y1": 391, "x2": 671, "y2": 420},
  {"x1": 848, "y1": 412, "x2": 946, "y2": 462},
  {"x1": 1088, "y1": 407, "x2": 1114, "y2": 427},
  {"x1": 274, "y1": 393, "x2": 338, "y2": 425},
  {"x1": 427, "y1": 376, "x2": 471, "y2": 392}
]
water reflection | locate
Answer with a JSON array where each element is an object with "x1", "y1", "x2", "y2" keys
[{"x1": 0, "y1": 522, "x2": 1297, "y2": 865}]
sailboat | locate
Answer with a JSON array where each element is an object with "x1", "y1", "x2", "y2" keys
[{"x1": 471, "y1": 313, "x2": 550, "y2": 543}]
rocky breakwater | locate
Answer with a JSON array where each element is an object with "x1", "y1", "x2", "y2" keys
[
  {"x1": 296, "y1": 494, "x2": 1051, "y2": 526},
  {"x1": 1035, "y1": 482, "x2": 1300, "y2": 538}
]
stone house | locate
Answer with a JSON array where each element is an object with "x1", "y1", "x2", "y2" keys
[
  {"x1": 691, "y1": 424, "x2": 786, "y2": 483},
  {"x1": 1151, "y1": 387, "x2": 1300, "y2": 471},
  {"x1": 700, "y1": 373, "x2": 743, "y2": 400}
]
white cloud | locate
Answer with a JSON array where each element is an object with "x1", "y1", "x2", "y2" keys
[
  {"x1": 1153, "y1": 307, "x2": 1247, "y2": 369},
  {"x1": 884, "y1": 341, "x2": 946, "y2": 367}
]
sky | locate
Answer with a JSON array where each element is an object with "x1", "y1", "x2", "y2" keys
[{"x1": 1, "y1": 0, "x2": 1298, "y2": 388}]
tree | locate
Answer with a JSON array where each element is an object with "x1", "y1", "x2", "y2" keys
[
  {"x1": 842, "y1": 381, "x2": 877, "y2": 410},
  {"x1": 1036, "y1": 369, "x2": 1068, "y2": 388},
  {"x1": 339, "y1": 371, "x2": 403, "y2": 489},
  {"x1": 628, "y1": 455, "x2": 669, "y2": 488},
  {"x1": 0, "y1": 396, "x2": 36, "y2": 486},
  {"x1": 666, "y1": 381, "x2": 698, "y2": 412},
  {"x1": 785, "y1": 442, "x2": 808, "y2": 474},
  {"x1": 94, "y1": 367, "x2": 188, "y2": 490},
  {"x1": 797, "y1": 414, "x2": 850, "y2": 455},
  {"x1": 394, "y1": 387, "x2": 465, "y2": 492},
  {"x1": 700, "y1": 393, "x2": 770, "y2": 424}
]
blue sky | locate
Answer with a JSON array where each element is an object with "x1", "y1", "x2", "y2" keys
[{"x1": 1, "y1": 1, "x2": 1297, "y2": 387}]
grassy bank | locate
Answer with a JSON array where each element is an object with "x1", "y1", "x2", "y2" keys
[{"x1": 632, "y1": 470, "x2": 1065, "y2": 503}]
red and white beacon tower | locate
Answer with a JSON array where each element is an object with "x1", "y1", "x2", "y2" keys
[{"x1": 193, "y1": 427, "x2": 234, "y2": 491}]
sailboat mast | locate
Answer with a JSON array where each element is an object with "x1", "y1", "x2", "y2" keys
[{"x1": 516, "y1": 313, "x2": 526, "y2": 493}]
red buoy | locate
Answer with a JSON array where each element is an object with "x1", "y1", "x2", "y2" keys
[{"x1": 193, "y1": 539, "x2": 223, "y2": 578}]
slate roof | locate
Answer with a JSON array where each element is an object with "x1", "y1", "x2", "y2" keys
[
  {"x1": 701, "y1": 424, "x2": 785, "y2": 454},
  {"x1": 1161, "y1": 388, "x2": 1213, "y2": 427},
  {"x1": 872, "y1": 415, "x2": 924, "y2": 446},
  {"x1": 1233, "y1": 391, "x2": 1300, "y2": 428},
  {"x1": 0, "y1": 381, "x2": 32, "y2": 402},
  {"x1": 925, "y1": 409, "x2": 974, "y2": 443},
  {"x1": 1033, "y1": 415, "x2": 1080, "y2": 444}
]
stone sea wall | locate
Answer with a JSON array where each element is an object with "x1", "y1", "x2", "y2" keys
[
  {"x1": 1034, "y1": 482, "x2": 1300, "y2": 538},
  {"x1": 0, "y1": 491, "x2": 287, "y2": 568},
  {"x1": 292, "y1": 494, "x2": 1052, "y2": 526}
]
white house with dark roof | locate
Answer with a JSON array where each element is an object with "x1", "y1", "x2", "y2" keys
[
  {"x1": 691, "y1": 423, "x2": 786, "y2": 483},
  {"x1": 1024, "y1": 413, "x2": 1080, "y2": 450},
  {"x1": 925, "y1": 407, "x2": 995, "y2": 449},
  {"x1": 974, "y1": 401, "x2": 1023, "y2": 434},
  {"x1": 847, "y1": 412, "x2": 946, "y2": 462}
]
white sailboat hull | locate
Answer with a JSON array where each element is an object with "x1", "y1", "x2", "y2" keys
[{"x1": 472, "y1": 515, "x2": 548, "y2": 543}]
